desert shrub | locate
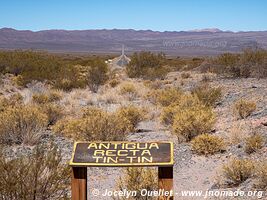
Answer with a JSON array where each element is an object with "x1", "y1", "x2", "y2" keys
[
  {"x1": 0, "y1": 93, "x2": 23, "y2": 112},
  {"x1": 41, "y1": 103, "x2": 64, "y2": 125},
  {"x1": 126, "y1": 51, "x2": 168, "y2": 80},
  {"x1": 115, "y1": 105, "x2": 145, "y2": 131},
  {"x1": 109, "y1": 78, "x2": 120, "y2": 88},
  {"x1": 216, "y1": 53, "x2": 240, "y2": 68},
  {"x1": 32, "y1": 91, "x2": 62, "y2": 104},
  {"x1": 143, "y1": 80, "x2": 163, "y2": 90},
  {"x1": 146, "y1": 87, "x2": 182, "y2": 106},
  {"x1": 0, "y1": 51, "x2": 110, "y2": 90},
  {"x1": 192, "y1": 84, "x2": 222, "y2": 107},
  {"x1": 241, "y1": 49, "x2": 267, "y2": 78},
  {"x1": 221, "y1": 158, "x2": 254, "y2": 186},
  {"x1": 201, "y1": 74, "x2": 211, "y2": 82},
  {"x1": 116, "y1": 167, "x2": 157, "y2": 200},
  {"x1": 85, "y1": 59, "x2": 109, "y2": 92},
  {"x1": 191, "y1": 134, "x2": 225, "y2": 155},
  {"x1": 47, "y1": 90, "x2": 63, "y2": 101},
  {"x1": 160, "y1": 94, "x2": 203, "y2": 126},
  {"x1": 120, "y1": 83, "x2": 137, "y2": 94},
  {"x1": 160, "y1": 105, "x2": 179, "y2": 126},
  {"x1": 0, "y1": 143, "x2": 70, "y2": 200},
  {"x1": 119, "y1": 83, "x2": 138, "y2": 100},
  {"x1": 32, "y1": 93, "x2": 49, "y2": 104},
  {"x1": 181, "y1": 72, "x2": 191, "y2": 79},
  {"x1": 53, "y1": 107, "x2": 133, "y2": 141},
  {"x1": 172, "y1": 101, "x2": 215, "y2": 142},
  {"x1": 254, "y1": 161, "x2": 267, "y2": 190},
  {"x1": 0, "y1": 93, "x2": 24, "y2": 111},
  {"x1": 0, "y1": 96, "x2": 9, "y2": 112},
  {"x1": 233, "y1": 99, "x2": 256, "y2": 119},
  {"x1": 244, "y1": 134, "x2": 265, "y2": 154},
  {"x1": 0, "y1": 105, "x2": 48, "y2": 145},
  {"x1": 53, "y1": 65, "x2": 87, "y2": 91}
]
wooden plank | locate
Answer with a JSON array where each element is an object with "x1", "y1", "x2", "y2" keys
[
  {"x1": 71, "y1": 167, "x2": 87, "y2": 200},
  {"x1": 158, "y1": 166, "x2": 173, "y2": 200},
  {"x1": 70, "y1": 141, "x2": 174, "y2": 167}
]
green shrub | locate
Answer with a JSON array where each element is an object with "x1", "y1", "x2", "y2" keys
[
  {"x1": 0, "y1": 105, "x2": 48, "y2": 145},
  {"x1": 233, "y1": 99, "x2": 256, "y2": 119},
  {"x1": 192, "y1": 84, "x2": 222, "y2": 107},
  {"x1": 191, "y1": 134, "x2": 225, "y2": 155},
  {"x1": 0, "y1": 143, "x2": 70, "y2": 200},
  {"x1": 172, "y1": 102, "x2": 215, "y2": 142},
  {"x1": 116, "y1": 167, "x2": 157, "y2": 200},
  {"x1": 244, "y1": 134, "x2": 265, "y2": 154},
  {"x1": 221, "y1": 158, "x2": 254, "y2": 186},
  {"x1": 126, "y1": 51, "x2": 168, "y2": 80}
]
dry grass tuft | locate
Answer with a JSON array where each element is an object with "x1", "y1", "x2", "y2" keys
[
  {"x1": 191, "y1": 134, "x2": 225, "y2": 155},
  {"x1": 233, "y1": 99, "x2": 256, "y2": 119},
  {"x1": 192, "y1": 84, "x2": 222, "y2": 107},
  {"x1": 244, "y1": 134, "x2": 265, "y2": 154},
  {"x1": 146, "y1": 87, "x2": 182, "y2": 106},
  {"x1": 221, "y1": 158, "x2": 254, "y2": 186},
  {"x1": 116, "y1": 167, "x2": 157, "y2": 200},
  {"x1": 254, "y1": 161, "x2": 267, "y2": 190}
]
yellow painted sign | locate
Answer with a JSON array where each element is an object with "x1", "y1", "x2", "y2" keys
[{"x1": 69, "y1": 141, "x2": 174, "y2": 167}]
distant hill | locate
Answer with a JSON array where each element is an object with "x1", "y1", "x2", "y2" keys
[{"x1": 0, "y1": 28, "x2": 267, "y2": 56}]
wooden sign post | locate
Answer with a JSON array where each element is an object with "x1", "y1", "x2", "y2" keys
[{"x1": 70, "y1": 141, "x2": 174, "y2": 200}]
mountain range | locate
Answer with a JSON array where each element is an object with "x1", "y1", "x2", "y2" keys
[{"x1": 0, "y1": 28, "x2": 267, "y2": 56}]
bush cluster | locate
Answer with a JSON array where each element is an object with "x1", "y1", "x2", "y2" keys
[
  {"x1": 206, "y1": 49, "x2": 267, "y2": 78},
  {"x1": 53, "y1": 105, "x2": 144, "y2": 141},
  {"x1": 153, "y1": 87, "x2": 216, "y2": 142},
  {"x1": 0, "y1": 50, "x2": 109, "y2": 91}
]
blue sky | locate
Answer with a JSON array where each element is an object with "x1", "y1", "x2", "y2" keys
[{"x1": 0, "y1": 0, "x2": 266, "y2": 31}]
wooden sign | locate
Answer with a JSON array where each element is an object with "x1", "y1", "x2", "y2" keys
[{"x1": 70, "y1": 141, "x2": 173, "y2": 167}]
